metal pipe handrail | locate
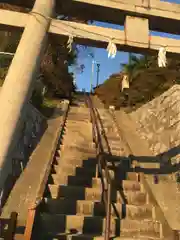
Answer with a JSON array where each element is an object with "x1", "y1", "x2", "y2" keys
[
  {"x1": 85, "y1": 95, "x2": 112, "y2": 240},
  {"x1": 23, "y1": 101, "x2": 70, "y2": 240},
  {"x1": 86, "y1": 96, "x2": 111, "y2": 183}
]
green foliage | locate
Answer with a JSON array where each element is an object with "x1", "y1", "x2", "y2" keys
[
  {"x1": 121, "y1": 54, "x2": 156, "y2": 82},
  {"x1": 0, "y1": 30, "x2": 21, "y2": 87},
  {"x1": 67, "y1": 50, "x2": 77, "y2": 66},
  {"x1": 0, "y1": 55, "x2": 12, "y2": 68},
  {"x1": 95, "y1": 53, "x2": 180, "y2": 112},
  {"x1": 31, "y1": 90, "x2": 43, "y2": 109},
  {"x1": 0, "y1": 67, "x2": 8, "y2": 86}
]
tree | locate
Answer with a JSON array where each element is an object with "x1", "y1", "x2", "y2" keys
[
  {"x1": 121, "y1": 54, "x2": 156, "y2": 82},
  {"x1": 0, "y1": 4, "x2": 94, "y2": 99},
  {"x1": 121, "y1": 53, "x2": 180, "y2": 84}
]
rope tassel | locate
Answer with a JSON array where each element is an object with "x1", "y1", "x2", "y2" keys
[
  {"x1": 106, "y1": 40, "x2": 117, "y2": 59},
  {"x1": 121, "y1": 74, "x2": 129, "y2": 92},
  {"x1": 158, "y1": 47, "x2": 167, "y2": 68},
  {"x1": 67, "y1": 35, "x2": 74, "y2": 53}
]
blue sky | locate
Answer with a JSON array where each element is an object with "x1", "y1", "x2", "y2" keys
[{"x1": 71, "y1": 0, "x2": 180, "y2": 91}]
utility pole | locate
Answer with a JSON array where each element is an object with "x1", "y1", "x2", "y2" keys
[
  {"x1": 90, "y1": 59, "x2": 95, "y2": 93},
  {"x1": 88, "y1": 53, "x2": 95, "y2": 93},
  {"x1": 96, "y1": 63, "x2": 100, "y2": 87}
]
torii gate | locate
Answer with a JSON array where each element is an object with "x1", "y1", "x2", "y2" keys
[{"x1": 0, "y1": 0, "x2": 180, "y2": 193}]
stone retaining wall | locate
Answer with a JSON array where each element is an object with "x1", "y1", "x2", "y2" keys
[
  {"x1": 0, "y1": 102, "x2": 47, "y2": 207},
  {"x1": 130, "y1": 84, "x2": 180, "y2": 166},
  {"x1": 115, "y1": 109, "x2": 180, "y2": 231},
  {"x1": 13, "y1": 103, "x2": 47, "y2": 169},
  {"x1": 1, "y1": 100, "x2": 69, "y2": 224}
]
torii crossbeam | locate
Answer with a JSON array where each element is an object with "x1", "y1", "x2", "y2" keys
[
  {"x1": 1, "y1": 0, "x2": 180, "y2": 34},
  {"x1": 0, "y1": 9, "x2": 180, "y2": 57}
]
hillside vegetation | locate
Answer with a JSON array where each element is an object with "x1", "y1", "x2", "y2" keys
[
  {"x1": 94, "y1": 55, "x2": 180, "y2": 112},
  {"x1": 0, "y1": 3, "x2": 92, "y2": 117}
]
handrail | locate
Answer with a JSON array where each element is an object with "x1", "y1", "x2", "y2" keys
[
  {"x1": 174, "y1": 230, "x2": 180, "y2": 240},
  {"x1": 23, "y1": 100, "x2": 70, "y2": 240},
  {"x1": 0, "y1": 212, "x2": 18, "y2": 240},
  {"x1": 85, "y1": 95, "x2": 112, "y2": 240}
]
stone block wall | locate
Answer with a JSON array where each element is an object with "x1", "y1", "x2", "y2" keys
[
  {"x1": 130, "y1": 85, "x2": 180, "y2": 230},
  {"x1": 130, "y1": 84, "x2": 180, "y2": 165},
  {"x1": 12, "y1": 103, "x2": 47, "y2": 173},
  {"x1": 0, "y1": 102, "x2": 47, "y2": 207}
]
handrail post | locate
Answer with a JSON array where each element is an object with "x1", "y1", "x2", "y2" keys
[
  {"x1": 4, "y1": 212, "x2": 18, "y2": 240},
  {"x1": 105, "y1": 182, "x2": 111, "y2": 240},
  {"x1": 24, "y1": 208, "x2": 37, "y2": 240},
  {"x1": 24, "y1": 199, "x2": 41, "y2": 240}
]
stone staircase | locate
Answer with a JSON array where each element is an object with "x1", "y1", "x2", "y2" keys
[{"x1": 34, "y1": 105, "x2": 163, "y2": 240}]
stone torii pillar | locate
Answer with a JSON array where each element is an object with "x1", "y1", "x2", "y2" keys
[{"x1": 0, "y1": 0, "x2": 55, "y2": 192}]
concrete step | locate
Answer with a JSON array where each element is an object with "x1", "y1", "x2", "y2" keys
[
  {"x1": 110, "y1": 147, "x2": 122, "y2": 153},
  {"x1": 113, "y1": 171, "x2": 140, "y2": 182},
  {"x1": 39, "y1": 214, "x2": 161, "y2": 237},
  {"x1": 108, "y1": 141, "x2": 121, "y2": 149},
  {"x1": 121, "y1": 180, "x2": 141, "y2": 191},
  {"x1": 69, "y1": 107, "x2": 89, "y2": 111},
  {"x1": 55, "y1": 158, "x2": 97, "y2": 169},
  {"x1": 65, "y1": 121, "x2": 90, "y2": 129},
  {"x1": 124, "y1": 191, "x2": 147, "y2": 205},
  {"x1": 66, "y1": 119, "x2": 89, "y2": 124},
  {"x1": 57, "y1": 152, "x2": 96, "y2": 162},
  {"x1": 105, "y1": 133, "x2": 118, "y2": 139},
  {"x1": 48, "y1": 185, "x2": 102, "y2": 201},
  {"x1": 104, "y1": 130, "x2": 118, "y2": 137},
  {"x1": 51, "y1": 174, "x2": 141, "y2": 192},
  {"x1": 68, "y1": 108, "x2": 89, "y2": 112},
  {"x1": 54, "y1": 163, "x2": 114, "y2": 181},
  {"x1": 39, "y1": 234, "x2": 162, "y2": 240},
  {"x1": 51, "y1": 175, "x2": 101, "y2": 188},
  {"x1": 67, "y1": 117, "x2": 90, "y2": 121},
  {"x1": 54, "y1": 165, "x2": 96, "y2": 178},
  {"x1": 55, "y1": 157, "x2": 84, "y2": 167},
  {"x1": 44, "y1": 199, "x2": 153, "y2": 219},
  {"x1": 60, "y1": 146, "x2": 95, "y2": 155},
  {"x1": 102, "y1": 123, "x2": 115, "y2": 129},
  {"x1": 106, "y1": 136, "x2": 121, "y2": 142},
  {"x1": 68, "y1": 108, "x2": 89, "y2": 113},
  {"x1": 56, "y1": 156, "x2": 122, "y2": 170},
  {"x1": 127, "y1": 172, "x2": 140, "y2": 182},
  {"x1": 67, "y1": 110, "x2": 89, "y2": 115},
  {"x1": 61, "y1": 133, "x2": 92, "y2": 140},
  {"x1": 61, "y1": 130, "x2": 91, "y2": 138},
  {"x1": 48, "y1": 185, "x2": 147, "y2": 205},
  {"x1": 60, "y1": 143, "x2": 93, "y2": 152},
  {"x1": 62, "y1": 141, "x2": 93, "y2": 149},
  {"x1": 65, "y1": 121, "x2": 90, "y2": 127},
  {"x1": 66, "y1": 117, "x2": 89, "y2": 121},
  {"x1": 53, "y1": 164, "x2": 76, "y2": 175},
  {"x1": 58, "y1": 158, "x2": 97, "y2": 168}
]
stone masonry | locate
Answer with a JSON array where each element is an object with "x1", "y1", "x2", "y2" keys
[
  {"x1": 0, "y1": 100, "x2": 46, "y2": 206},
  {"x1": 13, "y1": 102, "x2": 47, "y2": 169},
  {"x1": 113, "y1": 87, "x2": 180, "y2": 231},
  {"x1": 0, "y1": 87, "x2": 46, "y2": 176},
  {"x1": 131, "y1": 84, "x2": 180, "y2": 167}
]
